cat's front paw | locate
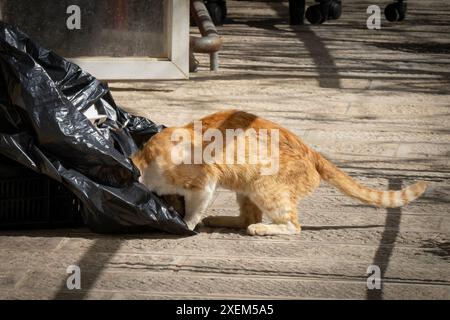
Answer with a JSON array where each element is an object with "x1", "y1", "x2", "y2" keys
[
  {"x1": 184, "y1": 220, "x2": 200, "y2": 231},
  {"x1": 185, "y1": 220, "x2": 198, "y2": 231}
]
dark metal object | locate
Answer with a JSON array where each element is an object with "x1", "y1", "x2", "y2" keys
[
  {"x1": 0, "y1": 155, "x2": 84, "y2": 229},
  {"x1": 305, "y1": 0, "x2": 342, "y2": 25},
  {"x1": 205, "y1": 0, "x2": 227, "y2": 26},
  {"x1": 298, "y1": 0, "x2": 407, "y2": 25},
  {"x1": 385, "y1": 0, "x2": 407, "y2": 22},
  {"x1": 289, "y1": 0, "x2": 306, "y2": 25},
  {"x1": 190, "y1": 0, "x2": 223, "y2": 71}
]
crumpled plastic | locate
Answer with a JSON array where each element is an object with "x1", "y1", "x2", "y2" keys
[{"x1": 0, "y1": 22, "x2": 192, "y2": 235}]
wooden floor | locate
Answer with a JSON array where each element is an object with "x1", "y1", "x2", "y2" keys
[{"x1": 0, "y1": 0, "x2": 449, "y2": 299}]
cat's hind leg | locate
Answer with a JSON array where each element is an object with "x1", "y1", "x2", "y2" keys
[
  {"x1": 246, "y1": 191, "x2": 301, "y2": 236},
  {"x1": 202, "y1": 193, "x2": 262, "y2": 229}
]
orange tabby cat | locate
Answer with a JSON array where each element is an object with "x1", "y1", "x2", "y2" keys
[{"x1": 131, "y1": 110, "x2": 427, "y2": 236}]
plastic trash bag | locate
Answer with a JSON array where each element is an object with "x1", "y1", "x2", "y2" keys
[{"x1": 0, "y1": 22, "x2": 192, "y2": 235}]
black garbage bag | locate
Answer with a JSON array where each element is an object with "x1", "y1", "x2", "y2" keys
[{"x1": 0, "y1": 22, "x2": 193, "y2": 235}]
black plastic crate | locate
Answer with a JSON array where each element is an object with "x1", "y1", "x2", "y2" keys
[{"x1": 0, "y1": 155, "x2": 84, "y2": 229}]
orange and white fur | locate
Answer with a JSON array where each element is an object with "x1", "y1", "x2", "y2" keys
[{"x1": 131, "y1": 110, "x2": 427, "y2": 236}]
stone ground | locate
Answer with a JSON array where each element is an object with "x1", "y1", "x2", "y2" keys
[{"x1": 1, "y1": 0, "x2": 449, "y2": 299}]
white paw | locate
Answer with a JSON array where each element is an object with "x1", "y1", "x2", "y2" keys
[
  {"x1": 247, "y1": 223, "x2": 301, "y2": 236},
  {"x1": 247, "y1": 224, "x2": 267, "y2": 236},
  {"x1": 184, "y1": 220, "x2": 198, "y2": 231}
]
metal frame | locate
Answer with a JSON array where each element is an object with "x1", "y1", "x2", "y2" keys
[
  {"x1": 69, "y1": 0, "x2": 189, "y2": 80},
  {"x1": 190, "y1": 0, "x2": 222, "y2": 71}
]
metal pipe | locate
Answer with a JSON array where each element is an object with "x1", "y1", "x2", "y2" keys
[
  {"x1": 190, "y1": 0, "x2": 222, "y2": 70},
  {"x1": 189, "y1": 35, "x2": 222, "y2": 53},
  {"x1": 210, "y1": 52, "x2": 219, "y2": 71}
]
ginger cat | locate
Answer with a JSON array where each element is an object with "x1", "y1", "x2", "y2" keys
[{"x1": 131, "y1": 110, "x2": 428, "y2": 236}]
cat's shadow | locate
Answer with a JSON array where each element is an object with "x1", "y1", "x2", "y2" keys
[
  {"x1": 0, "y1": 222, "x2": 385, "y2": 240},
  {"x1": 195, "y1": 224, "x2": 384, "y2": 237}
]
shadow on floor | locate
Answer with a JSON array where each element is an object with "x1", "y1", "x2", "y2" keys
[
  {"x1": 366, "y1": 178, "x2": 402, "y2": 300},
  {"x1": 53, "y1": 238, "x2": 122, "y2": 299},
  {"x1": 203, "y1": 3, "x2": 450, "y2": 94},
  {"x1": 50, "y1": 229, "x2": 188, "y2": 299},
  {"x1": 198, "y1": 223, "x2": 386, "y2": 236},
  {"x1": 302, "y1": 224, "x2": 384, "y2": 231},
  {"x1": 0, "y1": 228, "x2": 187, "y2": 299},
  {"x1": 245, "y1": 2, "x2": 341, "y2": 89}
]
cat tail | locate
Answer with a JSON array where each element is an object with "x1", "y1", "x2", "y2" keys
[{"x1": 314, "y1": 152, "x2": 427, "y2": 208}]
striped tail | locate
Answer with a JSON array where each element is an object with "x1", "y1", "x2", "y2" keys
[{"x1": 314, "y1": 152, "x2": 428, "y2": 208}]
